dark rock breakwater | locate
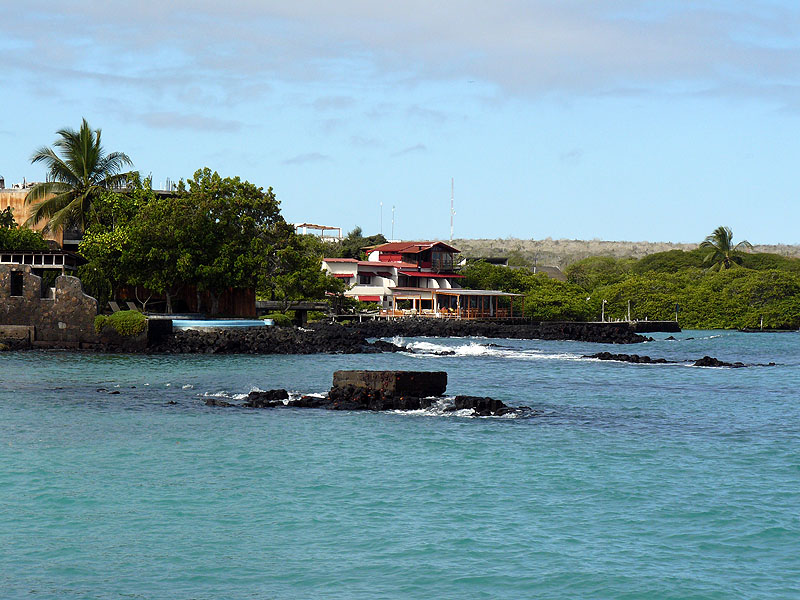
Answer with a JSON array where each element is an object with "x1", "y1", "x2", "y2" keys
[
  {"x1": 137, "y1": 318, "x2": 648, "y2": 354},
  {"x1": 148, "y1": 325, "x2": 402, "y2": 355},
  {"x1": 586, "y1": 351, "x2": 776, "y2": 368},
  {"x1": 342, "y1": 319, "x2": 647, "y2": 344}
]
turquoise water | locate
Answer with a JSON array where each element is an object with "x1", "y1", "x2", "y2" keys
[
  {"x1": 172, "y1": 319, "x2": 272, "y2": 328},
  {"x1": 1, "y1": 331, "x2": 798, "y2": 599}
]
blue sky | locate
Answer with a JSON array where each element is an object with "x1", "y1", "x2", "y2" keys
[{"x1": 2, "y1": 1, "x2": 799, "y2": 244}]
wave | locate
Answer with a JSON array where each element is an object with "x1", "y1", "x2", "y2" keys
[
  {"x1": 392, "y1": 338, "x2": 583, "y2": 362},
  {"x1": 202, "y1": 388, "x2": 316, "y2": 405},
  {"x1": 389, "y1": 398, "x2": 525, "y2": 419}
]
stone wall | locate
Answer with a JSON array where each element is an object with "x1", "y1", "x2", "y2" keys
[{"x1": 0, "y1": 264, "x2": 98, "y2": 345}]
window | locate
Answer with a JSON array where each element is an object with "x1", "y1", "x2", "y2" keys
[
  {"x1": 10, "y1": 271, "x2": 23, "y2": 296},
  {"x1": 358, "y1": 274, "x2": 373, "y2": 285}
]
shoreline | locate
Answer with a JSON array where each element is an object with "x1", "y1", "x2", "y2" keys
[
  {"x1": 2, "y1": 318, "x2": 668, "y2": 353},
  {"x1": 140, "y1": 319, "x2": 652, "y2": 354}
]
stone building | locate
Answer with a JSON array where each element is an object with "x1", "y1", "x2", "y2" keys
[{"x1": 0, "y1": 263, "x2": 98, "y2": 347}]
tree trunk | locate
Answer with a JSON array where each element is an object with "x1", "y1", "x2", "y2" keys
[
  {"x1": 208, "y1": 291, "x2": 220, "y2": 316},
  {"x1": 165, "y1": 292, "x2": 173, "y2": 314}
]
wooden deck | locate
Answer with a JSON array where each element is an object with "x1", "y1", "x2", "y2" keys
[{"x1": 378, "y1": 308, "x2": 523, "y2": 320}]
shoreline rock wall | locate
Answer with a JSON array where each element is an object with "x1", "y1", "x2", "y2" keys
[{"x1": 339, "y1": 319, "x2": 647, "y2": 344}]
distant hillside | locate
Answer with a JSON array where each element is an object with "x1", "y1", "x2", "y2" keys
[{"x1": 453, "y1": 238, "x2": 800, "y2": 270}]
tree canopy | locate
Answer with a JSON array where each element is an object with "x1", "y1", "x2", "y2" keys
[
  {"x1": 78, "y1": 169, "x2": 341, "y2": 314},
  {"x1": 0, "y1": 206, "x2": 49, "y2": 251},
  {"x1": 325, "y1": 226, "x2": 387, "y2": 260}
]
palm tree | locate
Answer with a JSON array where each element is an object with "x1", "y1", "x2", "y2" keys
[
  {"x1": 700, "y1": 226, "x2": 752, "y2": 270},
  {"x1": 24, "y1": 118, "x2": 133, "y2": 233}
]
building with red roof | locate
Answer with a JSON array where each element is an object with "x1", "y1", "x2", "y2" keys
[{"x1": 322, "y1": 241, "x2": 523, "y2": 319}]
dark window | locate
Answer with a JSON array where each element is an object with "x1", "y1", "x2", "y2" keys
[
  {"x1": 358, "y1": 274, "x2": 373, "y2": 285},
  {"x1": 10, "y1": 271, "x2": 23, "y2": 296}
]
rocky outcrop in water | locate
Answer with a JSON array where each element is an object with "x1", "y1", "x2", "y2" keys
[
  {"x1": 585, "y1": 352, "x2": 774, "y2": 368},
  {"x1": 204, "y1": 370, "x2": 530, "y2": 416},
  {"x1": 692, "y1": 355, "x2": 746, "y2": 368},
  {"x1": 588, "y1": 352, "x2": 671, "y2": 364}
]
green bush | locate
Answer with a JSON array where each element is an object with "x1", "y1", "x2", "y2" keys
[
  {"x1": 631, "y1": 249, "x2": 706, "y2": 274},
  {"x1": 565, "y1": 256, "x2": 633, "y2": 290},
  {"x1": 596, "y1": 269, "x2": 800, "y2": 329},
  {"x1": 0, "y1": 227, "x2": 49, "y2": 251},
  {"x1": 261, "y1": 312, "x2": 293, "y2": 327},
  {"x1": 95, "y1": 310, "x2": 147, "y2": 336}
]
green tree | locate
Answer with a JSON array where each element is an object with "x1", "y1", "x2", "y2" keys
[
  {"x1": 461, "y1": 261, "x2": 595, "y2": 321},
  {"x1": 261, "y1": 233, "x2": 346, "y2": 310},
  {"x1": 631, "y1": 249, "x2": 706, "y2": 274},
  {"x1": 699, "y1": 226, "x2": 752, "y2": 271},
  {"x1": 123, "y1": 194, "x2": 199, "y2": 313},
  {"x1": 25, "y1": 118, "x2": 133, "y2": 233},
  {"x1": 77, "y1": 176, "x2": 158, "y2": 309},
  {"x1": 332, "y1": 226, "x2": 387, "y2": 260},
  {"x1": 0, "y1": 206, "x2": 49, "y2": 251},
  {"x1": 565, "y1": 256, "x2": 633, "y2": 290},
  {"x1": 179, "y1": 168, "x2": 293, "y2": 315}
]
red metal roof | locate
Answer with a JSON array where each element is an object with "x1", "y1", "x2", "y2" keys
[
  {"x1": 332, "y1": 273, "x2": 354, "y2": 278},
  {"x1": 356, "y1": 295, "x2": 381, "y2": 302},
  {"x1": 368, "y1": 241, "x2": 460, "y2": 254},
  {"x1": 399, "y1": 271, "x2": 434, "y2": 278}
]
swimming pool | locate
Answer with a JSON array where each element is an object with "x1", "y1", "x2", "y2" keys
[{"x1": 172, "y1": 319, "x2": 273, "y2": 329}]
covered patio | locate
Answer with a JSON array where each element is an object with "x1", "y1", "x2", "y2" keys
[{"x1": 385, "y1": 287, "x2": 525, "y2": 320}]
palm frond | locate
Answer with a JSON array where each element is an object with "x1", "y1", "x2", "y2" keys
[
  {"x1": 27, "y1": 118, "x2": 134, "y2": 233},
  {"x1": 25, "y1": 190, "x2": 78, "y2": 231},
  {"x1": 24, "y1": 181, "x2": 71, "y2": 206},
  {"x1": 98, "y1": 152, "x2": 133, "y2": 177}
]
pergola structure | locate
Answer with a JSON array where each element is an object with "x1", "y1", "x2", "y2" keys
[
  {"x1": 388, "y1": 288, "x2": 524, "y2": 319},
  {"x1": 0, "y1": 251, "x2": 85, "y2": 274},
  {"x1": 294, "y1": 223, "x2": 343, "y2": 242}
]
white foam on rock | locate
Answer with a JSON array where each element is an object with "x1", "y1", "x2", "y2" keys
[{"x1": 395, "y1": 339, "x2": 583, "y2": 362}]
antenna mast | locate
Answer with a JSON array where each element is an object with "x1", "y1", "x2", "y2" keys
[{"x1": 449, "y1": 178, "x2": 455, "y2": 243}]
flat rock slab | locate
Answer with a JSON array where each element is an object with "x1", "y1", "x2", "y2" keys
[{"x1": 333, "y1": 370, "x2": 447, "y2": 397}]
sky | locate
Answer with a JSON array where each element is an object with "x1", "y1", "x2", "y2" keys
[{"x1": 2, "y1": 1, "x2": 800, "y2": 244}]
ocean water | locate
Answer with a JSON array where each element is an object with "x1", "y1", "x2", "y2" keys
[{"x1": 1, "y1": 331, "x2": 798, "y2": 599}]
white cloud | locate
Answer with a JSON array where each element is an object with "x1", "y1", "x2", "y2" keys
[{"x1": 5, "y1": 1, "x2": 800, "y2": 113}]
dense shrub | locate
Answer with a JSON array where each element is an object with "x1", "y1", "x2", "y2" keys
[
  {"x1": 261, "y1": 312, "x2": 293, "y2": 327},
  {"x1": 464, "y1": 256, "x2": 800, "y2": 329},
  {"x1": 597, "y1": 269, "x2": 800, "y2": 329},
  {"x1": 631, "y1": 249, "x2": 706, "y2": 274},
  {"x1": 462, "y1": 262, "x2": 595, "y2": 321},
  {"x1": 565, "y1": 256, "x2": 633, "y2": 290},
  {"x1": 0, "y1": 227, "x2": 49, "y2": 251},
  {"x1": 95, "y1": 310, "x2": 147, "y2": 336}
]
